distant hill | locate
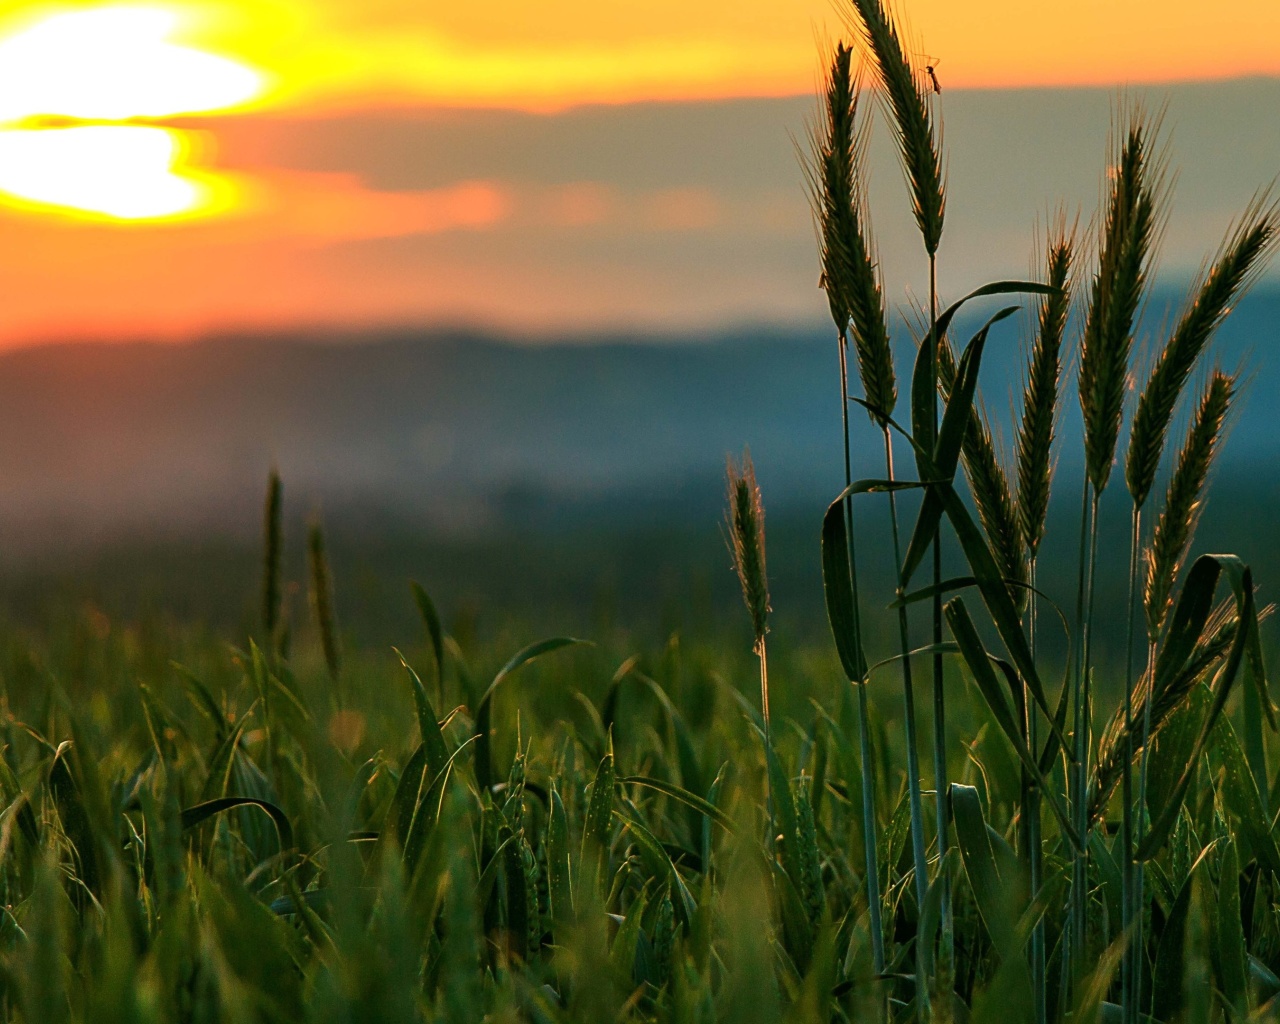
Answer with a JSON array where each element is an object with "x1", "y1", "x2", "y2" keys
[
  {"x1": 0, "y1": 290, "x2": 1277, "y2": 645},
  {"x1": 1, "y1": 286, "x2": 1278, "y2": 551}
]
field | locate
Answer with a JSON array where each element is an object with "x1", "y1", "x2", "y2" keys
[{"x1": 4, "y1": 0, "x2": 1280, "y2": 1022}]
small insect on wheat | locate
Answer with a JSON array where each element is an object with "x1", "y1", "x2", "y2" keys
[{"x1": 922, "y1": 55, "x2": 941, "y2": 94}]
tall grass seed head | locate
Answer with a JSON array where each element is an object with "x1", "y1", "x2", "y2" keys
[{"x1": 726, "y1": 451, "x2": 770, "y2": 650}]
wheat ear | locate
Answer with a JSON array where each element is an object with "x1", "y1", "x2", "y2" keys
[
  {"x1": 1079, "y1": 113, "x2": 1161, "y2": 495},
  {"x1": 1017, "y1": 230, "x2": 1073, "y2": 558},
  {"x1": 1126, "y1": 196, "x2": 1277, "y2": 509},
  {"x1": 846, "y1": 0, "x2": 944, "y2": 256},
  {"x1": 812, "y1": 42, "x2": 897, "y2": 423},
  {"x1": 1144, "y1": 371, "x2": 1234, "y2": 641}
]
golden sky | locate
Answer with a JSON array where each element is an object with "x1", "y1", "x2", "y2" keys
[
  {"x1": 0, "y1": 0, "x2": 1277, "y2": 343},
  {"x1": 130, "y1": 0, "x2": 1280, "y2": 109}
]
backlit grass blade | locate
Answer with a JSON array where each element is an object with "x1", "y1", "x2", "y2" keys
[
  {"x1": 401, "y1": 740, "x2": 473, "y2": 874},
  {"x1": 910, "y1": 282, "x2": 1056, "y2": 475},
  {"x1": 1216, "y1": 841, "x2": 1248, "y2": 1019},
  {"x1": 548, "y1": 784, "x2": 572, "y2": 927},
  {"x1": 935, "y1": 482, "x2": 1067, "y2": 750},
  {"x1": 616, "y1": 811, "x2": 697, "y2": 925},
  {"x1": 951, "y1": 783, "x2": 1020, "y2": 962},
  {"x1": 821, "y1": 496, "x2": 867, "y2": 682},
  {"x1": 1210, "y1": 720, "x2": 1280, "y2": 875},
  {"x1": 945, "y1": 598, "x2": 1079, "y2": 847},
  {"x1": 386, "y1": 743, "x2": 427, "y2": 848},
  {"x1": 903, "y1": 309, "x2": 1016, "y2": 585},
  {"x1": 475, "y1": 636, "x2": 590, "y2": 791},
  {"x1": 581, "y1": 751, "x2": 615, "y2": 901},
  {"x1": 393, "y1": 648, "x2": 449, "y2": 777},
  {"x1": 180, "y1": 796, "x2": 293, "y2": 854},
  {"x1": 1137, "y1": 565, "x2": 1256, "y2": 859},
  {"x1": 409, "y1": 580, "x2": 446, "y2": 685},
  {"x1": 620, "y1": 775, "x2": 734, "y2": 833}
]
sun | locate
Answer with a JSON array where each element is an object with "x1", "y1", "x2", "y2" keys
[{"x1": 0, "y1": 5, "x2": 266, "y2": 222}]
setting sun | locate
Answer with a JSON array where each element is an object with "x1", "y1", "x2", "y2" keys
[
  {"x1": 0, "y1": 126, "x2": 232, "y2": 220},
  {"x1": 0, "y1": 5, "x2": 264, "y2": 221}
]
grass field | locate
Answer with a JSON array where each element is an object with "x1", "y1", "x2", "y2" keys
[{"x1": 2, "y1": 0, "x2": 1280, "y2": 1022}]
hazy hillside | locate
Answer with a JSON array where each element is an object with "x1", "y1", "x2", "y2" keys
[
  {"x1": 0, "y1": 288, "x2": 1277, "y2": 645},
  {"x1": 2, "y1": 286, "x2": 1278, "y2": 542}
]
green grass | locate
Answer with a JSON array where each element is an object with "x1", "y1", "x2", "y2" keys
[{"x1": 0, "y1": 2, "x2": 1277, "y2": 1021}]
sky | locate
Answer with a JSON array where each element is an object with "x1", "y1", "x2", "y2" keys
[{"x1": 1, "y1": 0, "x2": 1279, "y2": 345}]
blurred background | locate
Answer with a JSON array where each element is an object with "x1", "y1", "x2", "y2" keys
[{"x1": 1, "y1": 0, "x2": 1278, "y2": 656}]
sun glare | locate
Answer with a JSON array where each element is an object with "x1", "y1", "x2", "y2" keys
[
  {"x1": 0, "y1": 126, "x2": 230, "y2": 220},
  {"x1": 0, "y1": 5, "x2": 264, "y2": 222}
]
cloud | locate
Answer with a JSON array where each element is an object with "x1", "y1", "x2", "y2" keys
[
  {"x1": 0, "y1": 81, "x2": 1278, "y2": 346},
  {"x1": 247, "y1": 172, "x2": 511, "y2": 239}
]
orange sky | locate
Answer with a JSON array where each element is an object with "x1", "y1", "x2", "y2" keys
[
  {"x1": 151, "y1": 0, "x2": 1280, "y2": 109},
  {"x1": 4, "y1": 0, "x2": 1278, "y2": 114},
  {"x1": 0, "y1": 0, "x2": 1277, "y2": 344}
]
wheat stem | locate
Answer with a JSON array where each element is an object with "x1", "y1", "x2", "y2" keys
[
  {"x1": 307, "y1": 517, "x2": 342, "y2": 704},
  {"x1": 1027, "y1": 555, "x2": 1047, "y2": 1024},
  {"x1": 928, "y1": 256, "x2": 955, "y2": 997},
  {"x1": 726, "y1": 452, "x2": 774, "y2": 845},
  {"x1": 856, "y1": 672, "x2": 886, "y2": 975},
  {"x1": 838, "y1": 333, "x2": 886, "y2": 975},
  {"x1": 1068, "y1": 476, "x2": 1093, "y2": 989},
  {"x1": 1121, "y1": 503, "x2": 1141, "y2": 1024},
  {"x1": 883, "y1": 428, "x2": 930, "y2": 914},
  {"x1": 1079, "y1": 491, "x2": 1101, "y2": 966},
  {"x1": 262, "y1": 468, "x2": 283, "y2": 648}
]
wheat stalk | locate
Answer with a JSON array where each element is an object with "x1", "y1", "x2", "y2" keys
[
  {"x1": 1070, "y1": 110, "x2": 1161, "y2": 990},
  {"x1": 262, "y1": 469, "x2": 283, "y2": 641},
  {"x1": 308, "y1": 516, "x2": 343, "y2": 692},
  {"x1": 938, "y1": 340, "x2": 1027, "y2": 606},
  {"x1": 847, "y1": 0, "x2": 948, "y2": 964},
  {"x1": 1017, "y1": 225, "x2": 1071, "y2": 1024},
  {"x1": 1079, "y1": 113, "x2": 1161, "y2": 495},
  {"x1": 810, "y1": 42, "x2": 889, "y2": 975},
  {"x1": 1091, "y1": 598, "x2": 1268, "y2": 821},
  {"x1": 811, "y1": 42, "x2": 897, "y2": 424},
  {"x1": 1126, "y1": 196, "x2": 1277, "y2": 509},
  {"x1": 727, "y1": 452, "x2": 770, "y2": 657},
  {"x1": 846, "y1": 0, "x2": 944, "y2": 257},
  {"x1": 1017, "y1": 230, "x2": 1073, "y2": 559},
  {"x1": 1144, "y1": 371, "x2": 1235, "y2": 641}
]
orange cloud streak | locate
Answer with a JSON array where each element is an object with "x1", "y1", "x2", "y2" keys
[{"x1": 201, "y1": 0, "x2": 1280, "y2": 111}]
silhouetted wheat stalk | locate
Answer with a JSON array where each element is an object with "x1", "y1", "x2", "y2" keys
[
  {"x1": 848, "y1": 0, "x2": 949, "y2": 967},
  {"x1": 938, "y1": 340, "x2": 1026, "y2": 606},
  {"x1": 262, "y1": 468, "x2": 283, "y2": 646},
  {"x1": 804, "y1": 12, "x2": 1270, "y2": 1022},
  {"x1": 308, "y1": 516, "x2": 342, "y2": 701},
  {"x1": 1016, "y1": 225, "x2": 1072, "y2": 1024},
  {"x1": 814, "y1": 28, "x2": 929, "y2": 926},
  {"x1": 811, "y1": 41, "x2": 887, "y2": 972},
  {"x1": 726, "y1": 451, "x2": 775, "y2": 845},
  {"x1": 1116, "y1": 199, "x2": 1276, "y2": 1012},
  {"x1": 1070, "y1": 110, "x2": 1160, "y2": 990}
]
